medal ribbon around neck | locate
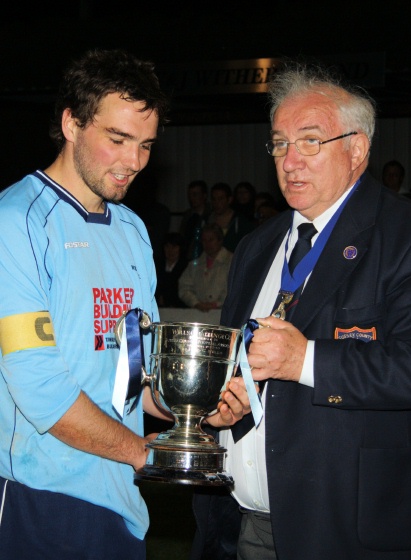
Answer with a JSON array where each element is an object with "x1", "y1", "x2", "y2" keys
[{"x1": 274, "y1": 178, "x2": 361, "y2": 318}]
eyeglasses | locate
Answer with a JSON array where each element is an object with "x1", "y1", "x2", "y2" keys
[{"x1": 266, "y1": 131, "x2": 358, "y2": 157}]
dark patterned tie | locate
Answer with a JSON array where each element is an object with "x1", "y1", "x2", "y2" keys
[
  {"x1": 285, "y1": 222, "x2": 317, "y2": 319},
  {"x1": 288, "y1": 222, "x2": 317, "y2": 275}
]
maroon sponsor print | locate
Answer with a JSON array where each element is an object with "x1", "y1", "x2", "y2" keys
[{"x1": 93, "y1": 287, "x2": 134, "y2": 349}]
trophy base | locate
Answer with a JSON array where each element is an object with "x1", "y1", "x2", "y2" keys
[
  {"x1": 134, "y1": 465, "x2": 233, "y2": 486},
  {"x1": 134, "y1": 446, "x2": 234, "y2": 486}
]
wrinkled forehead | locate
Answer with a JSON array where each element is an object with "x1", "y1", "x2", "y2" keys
[{"x1": 272, "y1": 90, "x2": 344, "y2": 135}]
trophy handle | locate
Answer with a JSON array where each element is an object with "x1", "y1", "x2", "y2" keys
[
  {"x1": 141, "y1": 364, "x2": 152, "y2": 385},
  {"x1": 114, "y1": 309, "x2": 152, "y2": 346},
  {"x1": 139, "y1": 311, "x2": 152, "y2": 329}
]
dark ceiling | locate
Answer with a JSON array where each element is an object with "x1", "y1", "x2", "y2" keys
[{"x1": 1, "y1": 0, "x2": 411, "y2": 126}]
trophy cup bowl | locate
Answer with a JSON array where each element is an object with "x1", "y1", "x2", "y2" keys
[{"x1": 138, "y1": 321, "x2": 242, "y2": 486}]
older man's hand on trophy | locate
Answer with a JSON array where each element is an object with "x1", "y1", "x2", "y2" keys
[{"x1": 205, "y1": 376, "x2": 251, "y2": 428}]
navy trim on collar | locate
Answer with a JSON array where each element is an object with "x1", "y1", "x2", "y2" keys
[{"x1": 33, "y1": 170, "x2": 112, "y2": 225}]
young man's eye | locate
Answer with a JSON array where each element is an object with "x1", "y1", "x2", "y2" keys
[{"x1": 111, "y1": 138, "x2": 124, "y2": 145}]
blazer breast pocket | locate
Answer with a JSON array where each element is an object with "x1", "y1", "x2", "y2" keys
[{"x1": 334, "y1": 304, "x2": 383, "y2": 342}]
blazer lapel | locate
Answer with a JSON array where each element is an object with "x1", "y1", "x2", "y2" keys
[
  {"x1": 229, "y1": 212, "x2": 292, "y2": 327},
  {"x1": 291, "y1": 174, "x2": 380, "y2": 331}
]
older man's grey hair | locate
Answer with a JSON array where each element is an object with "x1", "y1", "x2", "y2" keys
[{"x1": 268, "y1": 62, "x2": 376, "y2": 146}]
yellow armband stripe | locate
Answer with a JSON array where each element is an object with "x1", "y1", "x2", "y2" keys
[{"x1": 0, "y1": 311, "x2": 56, "y2": 356}]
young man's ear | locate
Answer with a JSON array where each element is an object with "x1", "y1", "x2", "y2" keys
[{"x1": 61, "y1": 108, "x2": 78, "y2": 144}]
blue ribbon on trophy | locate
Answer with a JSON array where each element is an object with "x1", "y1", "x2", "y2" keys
[
  {"x1": 112, "y1": 308, "x2": 150, "y2": 418},
  {"x1": 236, "y1": 319, "x2": 264, "y2": 428}
]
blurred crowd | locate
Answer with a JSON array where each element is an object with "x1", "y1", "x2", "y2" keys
[{"x1": 154, "y1": 179, "x2": 284, "y2": 311}]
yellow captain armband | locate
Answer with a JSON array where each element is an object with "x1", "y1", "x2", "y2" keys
[{"x1": 0, "y1": 311, "x2": 56, "y2": 356}]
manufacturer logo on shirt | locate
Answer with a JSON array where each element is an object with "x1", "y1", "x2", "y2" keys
[{"x1": 64, "y1": 241, "x2": 89, "y2": 249}]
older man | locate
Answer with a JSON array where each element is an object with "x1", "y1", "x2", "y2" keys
[{"x1": 191, "y1": 62, "x2": 411, "y2": 560}]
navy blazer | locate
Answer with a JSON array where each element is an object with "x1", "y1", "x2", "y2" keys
[{"x1": 191, "y1": 172, "x2": 411, "y2": 560}]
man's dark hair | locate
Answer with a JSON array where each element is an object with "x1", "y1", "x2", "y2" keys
[
  {"x1": 382, "y1": 159, "x2": 405, "y2": 178},
  {"x1": 211, "y1": 182, "x2": 232, "y2": 198},
  {"x1": 188, "y1": 180, "x2": 208, "y2": 195},
  {"x1": 49, "y1": 48, "x2": 169, "y2": 152}
]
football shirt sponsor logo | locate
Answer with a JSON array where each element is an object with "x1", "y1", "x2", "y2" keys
[{"x1": 93, "y1": 287, "x2": 135, "y2": 340}]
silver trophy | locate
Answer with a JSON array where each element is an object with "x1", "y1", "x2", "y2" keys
[{"x1": 116, "y1": 315, "x2": 241, "y2": 486}]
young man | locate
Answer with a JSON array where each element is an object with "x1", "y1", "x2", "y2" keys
[
  {"x1": 192, "y1": 62, "x2": 411, "y2": 559},
  {"x1": 0, "y1": 48, "x2": 248, "y2": 560},
  {"x1": 382, "y1": 159, "x2": 405, "y2": 193}
]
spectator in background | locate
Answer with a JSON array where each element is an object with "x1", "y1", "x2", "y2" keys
[
  {"x1": 382, "y1": 159, "x2": 405, "y2": 193},
  {"x1": 254, "y1": 191, "x2": 276, "y2": 214},
  {"x1": 179, "y1": 180, "x2": 211, "y2": 261},
  {"x1": 208, "y1": 182, "x2": 254, "y2": 253},
  {"x1": 255, "y1": 200, "x2": 279, "y2": 226},
  {"x1": 155, "y1": 232, "x2": 187, "y2": 308},
  {"x1": 232, "y1": 181, "x2": 257, "y2": 223},
  {"x1": 178, "y1": 223, "x2": 232, "y2": 312},
  {"x1": 253, "y1": 191, "x2": 281, "y2": 226}
]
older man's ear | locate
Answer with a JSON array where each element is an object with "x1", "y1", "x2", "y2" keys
[{"x1": 350, "y1": 132, "x2": 371, "y2": 171}]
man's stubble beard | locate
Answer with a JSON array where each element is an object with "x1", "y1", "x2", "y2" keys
[{"x1": 73, "y1": 142, "x2": 127, "y2": 204}]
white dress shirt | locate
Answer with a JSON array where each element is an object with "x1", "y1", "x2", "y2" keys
[{"x1": 221, "y1": 186, "x2": 355, "y2": 512}]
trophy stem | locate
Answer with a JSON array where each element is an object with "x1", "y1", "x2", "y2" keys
[
  {"x1": 173, "y1": 410, "x2": 213, "y2": 440},
  {"x1": 151, "y1": 411, "x2": 220, "y2": 448}
]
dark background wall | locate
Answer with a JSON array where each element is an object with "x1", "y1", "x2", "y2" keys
[{"x1": 1, "y1": 0, "x2": 410, "y2": 189}]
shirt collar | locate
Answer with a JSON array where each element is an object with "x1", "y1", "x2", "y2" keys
[{"x1": 292, "y1": 182, "x2": 357, "y2": 236}]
